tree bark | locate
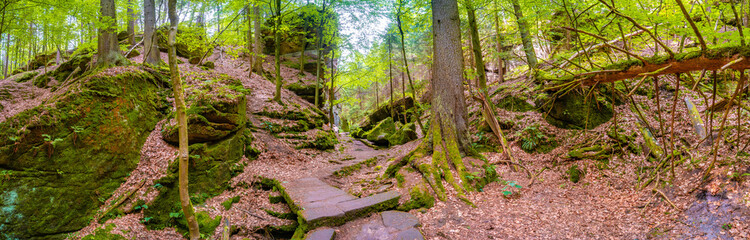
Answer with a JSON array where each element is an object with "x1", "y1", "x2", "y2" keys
[
  {"x1": 127, "y1": 0, "x2": 135, "y2": 46},
  {"x1": 3, "y1": 33, "x2": 9, "y2": 78},
  {"x1": 465, "y1": 0, "x2": 487, "y2": 95},
  {"x1": 143, "y1": 0, "x2": 161, "y2": 65},
  {"x1": 388, "y1": 36, "x2": 394, "y2": 119},
  {"x1": 510, "y1": 0, "x2": 537, "y2": 68},
  {"x1": 168, "y1": 0, "x2": 200, "y2": 238},
  {"x1": 253, "y1": 5, "x2": 263, "y2": 74},
  {"x1": 274, "y1": 0, "x2": 282, "y2": 103},
  {"x1": 396, "y1": 3, "x2": 425, "y2": 132},
  {"x1": 97, "y1": 0, "x2": 126, "y2": 68},
  {"x1": 329, "y1": 48, "x2": 335, "y2": 123},
  {"x1": 410, "y1": 0, "x2": 475, "y2": 202},
  {"x1": 493, "y1": 0, "x2": 505, "y2": 82},
  {"x1": 246, "y1": 5, "x2": 253, "y2": 72}
]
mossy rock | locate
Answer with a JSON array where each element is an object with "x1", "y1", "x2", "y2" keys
[
  {"x1": 364, "y1": 117, "x2": 397, "y2": 146},
  {"x1": 567, "y1": 165, "x2": 584, "y2": 183},
  {"x1": 387, "y1": 122, "x2": 418, "y2": 146},
  {"x1": 126, "y1": 49, "x2": 140, "y2": 58},
  {"x1": 34, "y1": 54, "x2": 93, "y2": 88},
  {"x1": 537, "y1": 91, "x2": 613, "y2": 129},
  {"x1": 15, "y1": 71, "x2": 39, "y2": 83},
  {"x1": 200, "y1": 61, "x2": 215, "y2": 70},
  {"x1": 284, "y1": 81, "x2": 326, "y2": 108},
  {"x1": 156, "y1": 25, "x2": 209, "y2": 60},
  {"x1": 297, "y1": 131, "x2": 338, "y2": 150},
  {"x1": 162, "y1": 79, "x2": 247, "y2": 144},
  {"x1": 397, "y1": 187, "x2": 435, "y2": 211},
  {"x1": 143, "y1": 130, "x2": 246, "y2": 235},
  {"x1": 0, "y1": 69, "x2": 167, "y2": 239},
  {"x1": 82, "y1": 224, "x2": 126, "y2": 240},
  {"x1": 359, "y1": 97, "x2": 415, "y2": 131},
  {"x1": 496, "y1": 95, "x2": 535, "y2": 112}
]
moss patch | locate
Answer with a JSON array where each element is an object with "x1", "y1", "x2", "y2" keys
[
  {"x1": 81, "y1": 224, "x2": 126, "y2": 240},
  {"x1": 222, "y1": 196, "x2": 241, "y2": 210},
  {"x1": 396, "y1": 187, "x2": 435, "y2": 211},
  {"x1": 297, "y1": 131, "x2": 338, "y2": 150},
  {"x1": 0, "y1": 68, "x2": 167, "y2": 239}
]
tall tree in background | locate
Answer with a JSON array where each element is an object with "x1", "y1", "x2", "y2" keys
[
  {"x1": 168, "y1": 0, "x2": 200, "y2": 238},
  {"x1": 493, "y1": 0, "x2": 505, "y2": 82},
  {"x1": 510, "y1": 0, "x2": 537, "y2": 68},
  {"x1": 144, "y1": 0, "x2": 161, "y2": 65},
  {"x1": 127, "y1": 0, "x2": 135, "y2": 46},
  {"x1": 252, "y1": 5, "x2": 263, "y2": 74},
  {"x1": 273, "y1": 0, "x2": 282, "y2": 102},
  {"x1": 464, "y1": 0, "x2": 487, "y2": 94},
  {"x1": 246, "y1": 4, "x2": 253, "y2": 71},
  {"x1": 396, "y1": 0, "x2": 424, "y2": 131},
  {"x1": 97, "y1": 0, "x2": 126, "y2": 67},
  {"x1": 314, "y1": 0, "x2": 332, "y2": 108}
]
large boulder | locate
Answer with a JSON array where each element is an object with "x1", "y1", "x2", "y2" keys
[
  {"x1": 285, "y1": 81, "x2": 326, "y2": 108},
  {"x1": 156, "y1": 25, "x2": 210, "y2": 60},
  {"x1": 536, "y1": 91, "x2": 613, "y2": 129},
  {"x1": 0, "y1": 69, "x2": 168, "y2": 239},
  {"x1": 363, "y1": 118, "x2": 417, "y2": 147},
  {"x1": 162, "y1": 80, "x2": 247, "y2": 144},
  {"x1": 33, "y1": 54, "x2": 92, "y2": 88},
  {"x1": 359, "y1": 97, "x2": 415, "y2": 131}
]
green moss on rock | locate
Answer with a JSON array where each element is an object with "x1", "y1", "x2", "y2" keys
[
  {"x1": 537, "y1": 91, "x2": 613, "y2": 129},
  {"x1": 496, "y1": 95, "x2": 535, "y2": 112},
  {"x1": 81, "y1": 224, "x2": 126, "y2": 240},
  {"x1": 396, "y1": 187, "x2": 435, "y2": 211},
  {"x1": 297, "y1": 131, "x2": 338, "y2": 150},
  {"x1": 0, "y1": 69, "x2": 167, "y2": 239},
  {"x1": 143, "y1": 130, "x2": 246, "y2": 235}
]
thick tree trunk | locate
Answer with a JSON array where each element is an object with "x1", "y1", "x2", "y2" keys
[
  {"x1": 143, "y1": 0, "x2": 161, "y2": 65},
  {"x1": 168, "y1": 0, "x2": 200, "y2": 238},
  {"x1": 97, "y1": 0, "x2": 125, "y2": 67},
  {"x1": 424, "y1": 0, "x2": 474, "y2": 200},
  {"x1": 314, "y1": 15, "x2": 326, "y2": 108},
  {"x1": 253, "y1": 5, "x2": 263, "y2": 74},
  {"x1": 510, "y1": 0, "x2": 537, "y2": 68},
  {"x1": 274, "y1": 0, "x2": 282, "y2": 102},
  {"x1": 465, "y1": 0, "x2": 488, "y2": 95},
  {"x1": 127, "y1": 0, "x2": 135, "y2": 46}
]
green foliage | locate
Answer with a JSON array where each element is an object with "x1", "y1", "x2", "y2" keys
[
  {"x1": 515, "y1": 124, "x2": 557, "y2": 153},
  {"x1": 221, "y1": 196, "x2": 241, "y2": 210}
]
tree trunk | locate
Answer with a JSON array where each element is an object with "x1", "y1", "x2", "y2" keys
[
  {"x1": 273, "y1": 0, "x2": 282, "y2": 102},
  {"x1": 168, "y1": 0, "x2": 200, "y2": 238},
  {"x1": 510, "y1": 0, "x2": 537, "y2": 68},
  {"x1": 127, "y1": 0, "x2": 135, "y2": 46},
  {"x1": 465, "y1": 0, "x2": 488, "y2": 95},
  {"x1": 143, "y1": 0, "x2": 161, "y2": 65},
  {"x1": 314, "y1": 13, "x2": 326, "y2": 108},
  {"x1": 396, "y1": 5, "x2": 425, "y2": 132},
  {"x1": 246, "y1": 5, "x2": 253, "y2": 71},
  {"x1": 426, "y1": 0, "x2": 474, "y2": 199},
  {"x1": 97, "y1": 0, "x2": 125, "y2": 68},
  {"x1": 493, "y1": 0, "x2": 505, "y2": 82},
  {"x1": 3, "y1": 33, "x2": 9, "y2": 78},
  {"x1": 196, "y1": 2, "x2": 205, "y2": 29},
  {"x1": 329, "y1": 49, "x2": 335, "y2": 123},
  {"x1": 253, "y1": 5, "x2": 263, "y2": 74},
  {"x1": 388, "y1": 36, "x2": 394, "y2": 119}
]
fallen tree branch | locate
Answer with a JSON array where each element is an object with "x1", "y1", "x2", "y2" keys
[{"x1": 559, "y1": 27, "x2": 648, "y2": 68}]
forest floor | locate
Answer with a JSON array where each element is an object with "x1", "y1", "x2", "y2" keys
[{"x1": 2, "y1": 45, "x2": 744, "y2": 239}]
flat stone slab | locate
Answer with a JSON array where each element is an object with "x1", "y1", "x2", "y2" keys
[
  {"x1": 337, "y1": 191, "x2": 401, "y2": 218},
  {"x1": 305, "y1": 227, "x2": 335, "y2": 240},
  {"x1": 393, "y1": 227, "x2": 424, "y2": 240},
  {"x1": 280, "y1": 177, "x2": 401, "y2": 228},
  {"x1": 382, "y1": 211, "x2": 420, "y2": 231}
]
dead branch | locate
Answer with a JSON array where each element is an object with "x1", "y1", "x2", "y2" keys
[{"x1": 559, "y1": 28, "x2": 648, "y2": 68}]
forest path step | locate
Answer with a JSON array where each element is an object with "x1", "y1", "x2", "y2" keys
[
  {"x1": 305, "y1": 210, "x2": 424, "y2": 240},
  {"x1": 280, "y1": 177, "x2": 400, "y2": 229}
]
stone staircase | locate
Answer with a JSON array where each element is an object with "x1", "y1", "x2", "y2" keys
[{"x1": 276, "y1": 177, "x2": 424, "y2": 239}]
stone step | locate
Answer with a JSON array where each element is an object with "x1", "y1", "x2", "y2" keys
[
  {"x1": 305, "y1": 227, "x2": 335, "y2": 240},
  {"x1": 340, "y1": 210, "x2": 424, "y2": 240},
  {"x1": 280, "y1": 177, "x2": 400, "y2": 229}
]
